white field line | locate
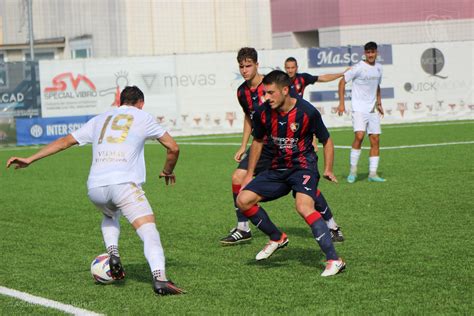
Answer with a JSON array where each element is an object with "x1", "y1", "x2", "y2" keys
[
  {"x1": 176, "y1": 140, "x2": 474, "y2": 150},
  {"x1": 0, "y1": 286, "x2": 104, "y2": 316},
  {"x1": 174, "y1": 120, "x2": 474, "y2": 141}
]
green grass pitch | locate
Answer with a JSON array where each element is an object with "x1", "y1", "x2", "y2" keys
[{"x1": 0, "y1": 121, "x2": 473, "y2": 315}]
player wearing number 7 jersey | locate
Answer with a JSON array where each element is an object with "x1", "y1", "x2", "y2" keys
[
  {"x1": 236, "y1": 71, "x2": 345, "y2": 276},
  {"x1": 6, "y1": 86, "x2": 185, "y2": 295}
]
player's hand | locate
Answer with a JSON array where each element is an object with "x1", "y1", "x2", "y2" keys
[
  {"x1": 377, "y1": 103, "x2": 384, "y2": 118},
  {"x1": 337, "y1": 104, "x2": 345, "y2": 116},
  {"x1": 323, "y1": 171, "x2": 338, "y2": 183},
  {"x1": 234, "y1": 147, "x2": 247, "y2": 162},
  {"x1": 241, "y1": 174, "x2": 253, "y2": 190},
  {"x1": 159, "y1": 171, "x2": 176, "y2": 185},
  {"x1": 6, "y1": 157, "x2": 31, "y2": 169}
]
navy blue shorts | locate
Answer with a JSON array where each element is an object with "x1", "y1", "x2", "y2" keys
[
  {"x1": 243, "y1": 168, "x2": 321, "y2": 202},
  {"x1": 237, "y1": 147, "x2": 274, "y2": 175}
]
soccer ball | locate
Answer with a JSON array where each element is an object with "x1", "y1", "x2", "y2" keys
[{"x1": 90, "y1": 253, "x2": 114, "y2": 284}]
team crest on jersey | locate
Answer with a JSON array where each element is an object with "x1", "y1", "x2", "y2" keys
[
  {"x1": 290, "y1": 122, "x2": 299, "y2": 132},
  {"x1": 296, "y1": 84, "x2": 301, "y2": 90}
]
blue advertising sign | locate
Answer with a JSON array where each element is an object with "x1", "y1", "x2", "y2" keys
[
  {"x1": 310, "y1": 88, "x2": 395, "y2": 103},
  {"x1": 16, "y1": 115, "x2": 94, "y2": 146},
  {"x1": 308, "y1": 45, "x2": 393, "y2": 68}
]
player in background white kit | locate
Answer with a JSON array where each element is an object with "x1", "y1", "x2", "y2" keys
[
  {"x1": 6, "y1": 86, "x2": 185, "y2": 295},
  {"x1": 337, "y1": 42, "x2": 386, "y2": 183}
]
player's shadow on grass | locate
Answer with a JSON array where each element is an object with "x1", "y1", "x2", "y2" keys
[
  {"x1": 246, "y1": 246, "x2": 325, "y2": 270},
  {"x1": 118, "y1": 258, "x2": 193, "y2": 284}
]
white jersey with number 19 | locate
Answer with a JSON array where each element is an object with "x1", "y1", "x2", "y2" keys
[{"x1": 71, "y1": 105, "x2": 166, "y2": 189}]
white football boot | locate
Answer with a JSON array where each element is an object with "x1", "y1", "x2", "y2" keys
[
  {"x1": 321, "y1": 259, "x2": 346, "y2": 277},
  {"x1": 255, "y1": 233, "x2": 288, "y2": 261}
]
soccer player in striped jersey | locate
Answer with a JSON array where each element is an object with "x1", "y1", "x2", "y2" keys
[
  {"x1": 221, "y1": 48, "x2": 344, "y2": 245},
  {"x1": 284, "y1": 57, "x2": 346, "y2": 98},
  {"x1": 237, "y1": 70, "x2": 345, "y2": 276}
]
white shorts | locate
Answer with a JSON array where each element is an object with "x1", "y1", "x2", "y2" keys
[
  {"x1": 87, "y1": 182, "x2": 153, "y2": 224},
  {"x1": 352, "y1": 111, "x2": 381, "y2": 134}
]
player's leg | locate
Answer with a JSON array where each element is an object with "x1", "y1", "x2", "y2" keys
[
  {"x1": 368, "y1": 113, "x2": 386, "y2": 182},
  {"x1": 348, "y1": 112, "x2": 367, "y2": 183},
  {"x1": 219, "y1": 166, "x2": 252, "y2": 245},
  {"x1": 290, "y1": 170, "x2": 345, "y2": 276},
  {"x1": 117, "y1": 183, "x2": 184, "y2": 295},
  {"x1": 87, "y1": 186, "x2": 125, "y2": 280},
  {"x1": 314, "y1": 190, "x2": 344, "y2": 242},
  {"x1": 237, "y1": 170, "x2": 290, "y2": 260}
]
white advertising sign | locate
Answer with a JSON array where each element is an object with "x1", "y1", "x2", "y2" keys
[{"x1": 40, "y1": 41, "x2": 473, "y2": 136}]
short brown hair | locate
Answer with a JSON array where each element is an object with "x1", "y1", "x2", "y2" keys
[{"x1": 237, "y1": 47, "x2": 258, "y2": 63}]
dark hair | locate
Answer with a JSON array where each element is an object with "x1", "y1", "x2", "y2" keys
[
  {"x1": 237, "y1": 47, "x2": 258, "y2": 63},
  {"x1": 364, "y1": 41, "x2": 378, "y2": 51},
  {"x1": 285, "y1": 57, "x2": 297, "y2": 65},
  {"x1": 120, "y1": 86, "x2": 144, "y2": 106},
  {"x1": 262, "y1": 70, "x2": 291, "y2": 87}
]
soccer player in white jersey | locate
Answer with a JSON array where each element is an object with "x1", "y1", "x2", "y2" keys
[
  {"x1": 6, "y1": 86, "x2": 185, "y2": 295},
  {"x1": 337, "y1": 41, "x2": 386, "y2": 183}
]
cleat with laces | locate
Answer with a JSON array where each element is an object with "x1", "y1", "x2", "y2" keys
[
  {"x1": 109, "y1": 255, "x2": 125, "y2": 280},
  {"x1": 256, "y1": 233, "x2": 288, "y2": 261},
  {"x1": 330, "y1": 227, "x2": 345, "y2": 242},
  {"x1": 153, "y1": 279, "x2": 186, "y2": 295},
  {"x1": 220, "y1": 228, "x2": 252, "y2": 245},
  {"x1": 321, "y1": 259, "x2": 346, "y2": 277}
]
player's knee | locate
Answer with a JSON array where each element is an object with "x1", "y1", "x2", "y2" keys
[
  {"x1": 354, "y1": 132, "x2": 365, "y2": 142},
  {"x1": 232, "y1": 169, "x2": 246, "y2": 184},
  {"x1": 236, "y1": 191, "x2": 254, "y2": 211}
]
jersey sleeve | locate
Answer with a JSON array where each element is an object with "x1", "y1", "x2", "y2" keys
[
  {"x1": 303, "y1": 73, "x2": 318, "y2": 85},
  {"x1": 311, "y1": 110, "x2": 330, "y2": 143},
  {"x1": 378, "y1": 65, "x2": 383, "y2": 85},
  {"x1": 144, "y1": 114, "x2": 166, "y2": 139},
  {"x1": 251, "y1": 109, "x2": 266, "y2": 140},
  {"x1": 344, "y1": 63, "x2": 361, "y2": 82},
  {"x1": 237, "y1": 88, "x2": 250, "y2": 116},
  {"x1": 71, "y1": 117, "x2": 96, "y2": 146}
]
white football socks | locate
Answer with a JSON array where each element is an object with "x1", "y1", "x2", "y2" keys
[
  {"x1": 101, "y1": 215, "x2": 120, "y2": 257},
  {"x1": 325, "y1": 217, "x2": 338, "y2": 230},
  {"x1": 369, "y1": 156, "x2": 380, "y2": 177},
  {"x1": 136, "y1": 223, "x2": 167, "y2": 281},
  {"x1": 237, "y1": 221, "x2": 250, "y2": 232},
  {"x1": 350, "y1": 148, "x2": 361, "y2": 174}
]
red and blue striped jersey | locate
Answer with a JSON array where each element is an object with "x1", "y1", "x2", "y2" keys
[
  {"x1": 290, "y1": 73, "x2": 318, "y2": 97},
  {"x1": 236, "y1": 81, "x2": 266, "y2": 116},
  {"x1": 252, "y1": 98, "x2": 329, "y2": 170}
]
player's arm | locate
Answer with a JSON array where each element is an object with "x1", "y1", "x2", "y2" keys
[
  {"x1": 376, "y1": 85, "x2": 384, "y2": 117},
  {"x1": 337, "y1": 78, "x2": 346, "y2": 116},
  {"x1": 157, "y1": 132, "x2": 180, "y2": 185},
  {"x1": 317, "y1": 72, "x2": 344, "y2": 83},
  {"x1": 321, "y1": 137, "x2": 337, "y2": 183},
  {"x1": 235, "y1": 114, "x2": 252, "y2": 162},
  {"x1": 6, "y1": 134, "x2": 78, "y2": 169},
  {"x1": 242, "y1": 137, "x2": 263, "y2": 189}
]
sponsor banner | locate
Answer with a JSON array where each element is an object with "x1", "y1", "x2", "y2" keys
[
  {"x1": 39, "y1": 49, "x2": 307, "y2": 136},
  {"x1": 300, "y1": 41, "x2": 473, "y2": 127},
  {"x1": 16, "y1": 115, "x2": 94, "y2": 146},
  {"x1": 0, "y1": 62, "x2": 41, "y2": 118},
  {"x1": 308, "y1": 45, "x2": 393, "y2": 68},
  {"x1": 39, "y1": 42, "x2": 473, "y2": 135},
  {"x1": 310, "y1": 88, "x2": 395, "y2": 102}
]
